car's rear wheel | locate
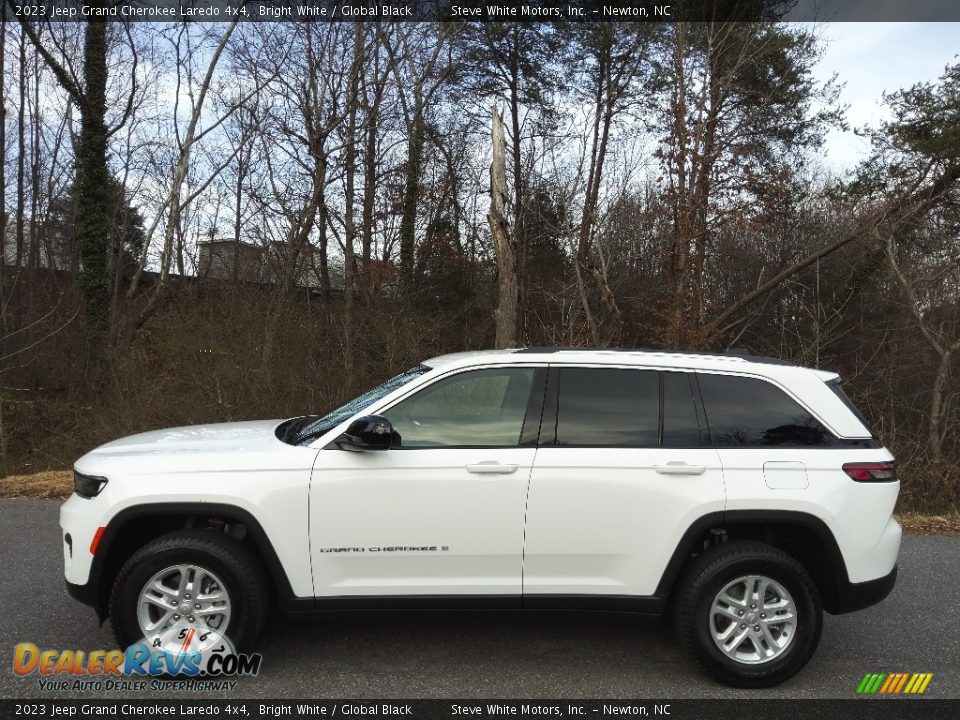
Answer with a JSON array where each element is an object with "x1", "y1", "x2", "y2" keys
[
  {"x1": 109, "y1": 530, "x2": 267, "y2": 650},
  {"x1": 674, "y1": 540, "x2": 822, "y2": 687}
]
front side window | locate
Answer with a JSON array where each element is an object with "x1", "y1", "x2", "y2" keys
[
  {"x1": 383, "y1": 368, "x2": 535, "y2": 448},
  {"x1": 556, "y1": 368, "x2": 659, "y2": 447},
  {"x1": 698, "y1": 373, "x2": 833, "y2": 447}
]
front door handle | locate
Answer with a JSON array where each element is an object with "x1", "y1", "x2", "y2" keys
[
  {"x1": 466, "y1": 462, "x2": 519, "y2": 474},
  {"x1": 654, "y1": 462, "x2": 707, "y2": 475}
]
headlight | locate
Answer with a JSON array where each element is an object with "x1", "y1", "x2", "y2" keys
[{"x1": 74, "y1": 472, "x2": 108, "y2": 498}]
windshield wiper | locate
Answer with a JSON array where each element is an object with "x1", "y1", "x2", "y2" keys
[
  {"x1": 278, "y1": 415, "x2": 319, "y2": 444},
  {"x1": 294, "y1": 424, "x2": 337, "y2": 446}
]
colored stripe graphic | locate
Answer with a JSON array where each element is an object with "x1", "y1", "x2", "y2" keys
[
  {"x1": 857, "y1": 672, "x2": 932, "y2": 694},
  {"x1": 879, "y1": 674, "x2": 896, "y2": 693},
  {"x1": 893, "y1": 673, "x2": 909, "y2": 693}
]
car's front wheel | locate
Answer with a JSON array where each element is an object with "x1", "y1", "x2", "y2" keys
[
  {"x1": 109, "y1": 529, "x2": 267, "y2": 650},
  {"x1": 674, "y1": 540, "x2": 823, "y2": 687}
]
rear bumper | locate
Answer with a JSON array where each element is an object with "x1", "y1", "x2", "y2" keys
[{"x1": 830, "y1": 564, "x2": 897, "y2": 614}]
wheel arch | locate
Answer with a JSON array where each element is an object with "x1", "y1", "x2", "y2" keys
[
  {"x1": 90, "y1": 502, "x2": 302, "y2": 621},
  {"x1": 656, "y1": 510, "x2": 849, "y2": 614}
]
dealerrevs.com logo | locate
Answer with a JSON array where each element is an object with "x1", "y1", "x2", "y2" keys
[
  {"x1": 13, "y1": 628, "x2": 261, "y2": 692},
  {"x1": 856, "y1": 672, "x2": 934, "y2": 695}
]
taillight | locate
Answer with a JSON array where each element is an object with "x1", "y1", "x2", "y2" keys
[{"x1": 843, "y1": 461, "x2": 897, "y2": 482}]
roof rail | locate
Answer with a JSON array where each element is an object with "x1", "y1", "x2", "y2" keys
[{"x1": 512, "y1": 347, "x2": 794, "y2": 366}]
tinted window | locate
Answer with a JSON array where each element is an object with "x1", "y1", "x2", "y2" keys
[
  {"x1": 663, "y1": 372, "x2": 702, "y2": 447},
  {"x1": 698, "y1": 374, "x2": 833, "y2": 447},
  {"x1": 556, "y1": 368, "x2": 659, "y2": 447},
  {"x1": 827, "y1": 379, "x2": 874, "y2": 434},
  {"x1": 383, "y1": 368, "x2": 534, "y2": 448}
]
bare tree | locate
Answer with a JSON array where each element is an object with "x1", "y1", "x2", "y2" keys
[
  {"x1": 570, "y1": 25, "x2": 652, "y2": 346},
  {"x1": 382, "y1": 23, "x2": 452, "y2": 301},
  {"x1": 9, "y1": 7, "x2": 135, "y2": 354},
  {"x1": 126, "y1": 20, "x2": 248, "y2": 333},
  {"x1": 884, "y1": 229, "x2": 960, "y2": 464},
  {"x1": 489, "y1": 107, "x2": 517, "y2": 349}
]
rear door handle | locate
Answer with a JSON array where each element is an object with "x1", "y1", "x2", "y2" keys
[
  {"x1": 654, "y1": 462, "x2": 707, "y2": 475},
  {"x1": 466, "y1": 462, "x2": 519, "y2": 474}
]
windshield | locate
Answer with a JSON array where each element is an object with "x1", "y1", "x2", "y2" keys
[{"x1": 292, "y1": 365, "x2": 431, "y2": 445}]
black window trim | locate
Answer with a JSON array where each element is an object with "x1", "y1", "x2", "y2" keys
[
  {"x1": 541, "y1": 366, "x2": 560, "y2": 447},
  {"x1": 660, "y1": 370, "x2": 709, "y2": 449},
  {"x1": 657, "y1": 372, "x2": 665, "y2": 448},
  {"x1": 690, "y1": 371, "x2": 712, "y2": 446}
]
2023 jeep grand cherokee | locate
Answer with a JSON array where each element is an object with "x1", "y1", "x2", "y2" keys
[{"x1": 61, "y1": 348, "x2": 900, "y2": 687}]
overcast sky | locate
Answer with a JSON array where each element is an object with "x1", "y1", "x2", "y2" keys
[{"x1": 812, "y1": 22, "x2": 959, "y2": 170}]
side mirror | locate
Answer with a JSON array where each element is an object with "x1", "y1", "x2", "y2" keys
[{"x1": 334, "y1": 415, "x2": 396, "y2": 451}]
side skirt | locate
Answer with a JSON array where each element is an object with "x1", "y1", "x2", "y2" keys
[{"x1": 296, "y1": 594, "x2": 664, "y2": 613}]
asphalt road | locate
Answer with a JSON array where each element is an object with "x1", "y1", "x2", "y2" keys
[{"x1": 2, "y1": 499, "x2": 958, "y2": 700}]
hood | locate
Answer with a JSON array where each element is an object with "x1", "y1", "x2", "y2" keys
[
  {"x1": 75, "y1": 419, "x2": 317, "y2": 478},
  {"x1": 89, "y1": 419, "x2": 285, "y2": 455}
]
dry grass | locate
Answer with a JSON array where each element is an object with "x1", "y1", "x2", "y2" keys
[
  {"x1": 2, "y1": 470, "x2": 960, "y2": 536},
  {"x1": 0, "y1": 470, "x2": 73, "y2": 499},
  {"x1": 895, "y1": 511, "x2": 960, "y2": 535}
]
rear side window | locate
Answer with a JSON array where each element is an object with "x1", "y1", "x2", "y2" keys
[
  {"x1": 826, "y1": 379, "x2": 874, "y2": 434},
  {"x1": 556, "y1": 368, "x2": 659, "y2": 447},
  {"x1": 698, "y1": 374, "x2": 834, "y2": 447}
]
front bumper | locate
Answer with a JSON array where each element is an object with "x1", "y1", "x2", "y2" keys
[
  {"x1": 61, "y1": 493, "x2": 111, "y2": 622},
  {"x1": 65, "y1": 578, "x2": 97, "y2": 607},
  {"x1": 830, "y1": 564, "x2": 897, "y2": 614}
]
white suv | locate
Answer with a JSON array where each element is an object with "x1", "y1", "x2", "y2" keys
[{"x1": 61, "y1": 348, "x2": 900, "y2": 687}]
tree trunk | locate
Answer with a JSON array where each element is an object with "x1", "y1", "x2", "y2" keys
[
  {"x1": 398, "y1": 102, "x2": 424, "y2": 302},
  {"x1": 489, "y1": 106, "x2": 518, "y2": 349},
  {"x1": 508, "y1": 47, "x2": 525, "y2": 341},
  {"x1": 342, "y1": 23, "x2": 363, "y2": 380},
  {"x1": 667, "y1": 23, "x2": 691, "y2": 348},
  {"x1": 15, "y1": 27, "x2": 25, "y2": 321},
  {"x1": 318, "y1": 197, "x2": 330, "y2": 301},
  {"x1": 74, "y1": 17, "x2": 111, "y2": 350},
  {"x1": 0, "y1": 4, "x2": 6, "y2": 338},
  {"x1": 576, "y1": 41, "x2": 622, "y2": 347},
  {"x1": 233, "y1": 146, "x2": 245, "y2": 285},
  {"x1": 928, "y1": 348, "x2": 954, "y2": 464},
  {"x1": 361, "y1": 83, "x2": 378, "y2": 273}
]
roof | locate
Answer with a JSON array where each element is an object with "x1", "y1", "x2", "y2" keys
[{"x1": 198, "y1": 238, "x2": 262, "y2": 250}]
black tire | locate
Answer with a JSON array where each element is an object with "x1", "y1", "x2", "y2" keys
[
  {"x1": 674, "y1": 540, "x2": 822, "y2": 688},
  {"x1": 109, "y1": 529, "x2": 268, "y2": 650}
]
